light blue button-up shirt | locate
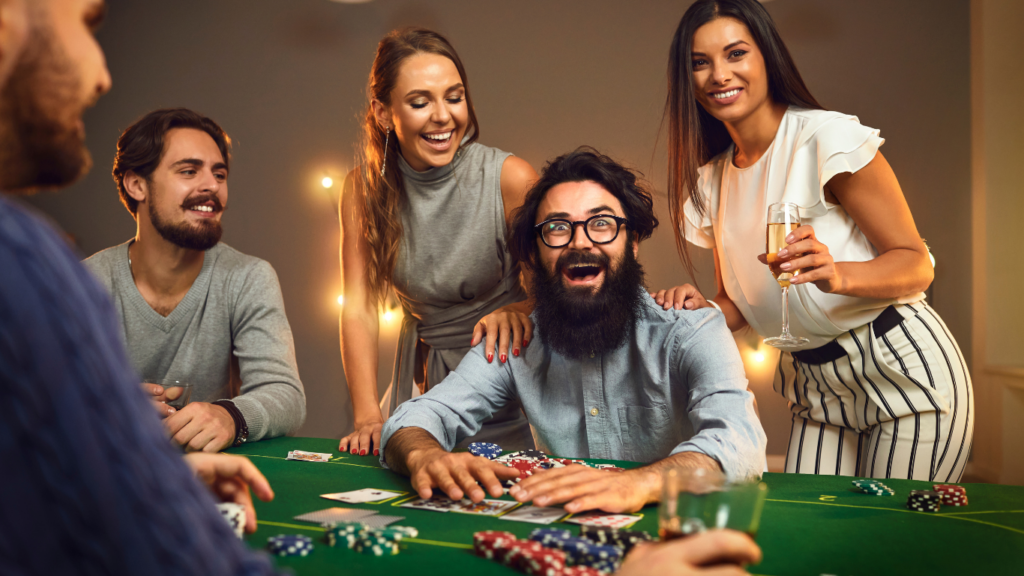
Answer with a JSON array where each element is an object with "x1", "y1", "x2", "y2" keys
[{"x1": 380, "y1": 292, "x2": 767, "y2": 481}]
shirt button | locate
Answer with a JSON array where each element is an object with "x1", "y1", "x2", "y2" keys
[{"x1": 590, "y1": 407, "x2": 599, "y2": 416}]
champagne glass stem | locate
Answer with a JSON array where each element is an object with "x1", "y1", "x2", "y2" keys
[{"x1": 780, "y1": 285, "x2": 792, "y2": 339}]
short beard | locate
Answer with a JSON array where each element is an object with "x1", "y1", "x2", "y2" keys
[
  {"x1": 532, "y1": 247, "x2": 646, "y2": 359},
  {"x1": 148, "y1": 193, "x2": 223, "y2": 251},
  {"x1": 0, "y1": 16, "x2": 90, "y2": 193}
]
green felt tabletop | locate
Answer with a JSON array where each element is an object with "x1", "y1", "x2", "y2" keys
[{"x1": 229, "y1": 437, "x2": 1024, "y2": 576}]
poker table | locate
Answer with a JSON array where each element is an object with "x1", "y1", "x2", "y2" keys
[{"x1": 229, "y1": 437, "x2": 1024, "y2": 575}]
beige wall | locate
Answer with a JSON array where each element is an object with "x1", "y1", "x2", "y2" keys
[
  {"x1": 970, "y1": 0, "x2": 1024, "y2": 484},
  {"x1": 25, "y1": 0, "x2": 972, "y2": 460}
]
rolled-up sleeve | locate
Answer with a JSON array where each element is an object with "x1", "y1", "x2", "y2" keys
[
  {"x1": 669, "y1": 310, "x2": 767, "y2": 481},
  {"x1": 379, "y1": 344, "x2": 517, "y2": 469}
]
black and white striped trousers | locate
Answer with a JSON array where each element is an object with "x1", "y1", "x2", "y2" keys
[{"x1": 777, "y1": 303, "x2": 974, "y2": 482}]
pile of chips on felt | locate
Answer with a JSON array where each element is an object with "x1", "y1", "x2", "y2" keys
[
  {"x1": 324, "y1": 521, "x2": 418, "y2": 556},
  {"x1": 852, "y1": 479, "x2": 895, "y2": 496},
  {"x1": 933, "y1": 484, "x2": 968, "y2": 506},
  {"x1": 467, "y1": 443, "x2": 625, "y2": 488},
  {"x1": 906, "y1": 490, "x2": 942, "y2": 513},
  {"x1": 579, "y1": 525, "x2": 654, "y2": 554},
  {"x1": 267, "y1": 534, "x2": 314, "y2": 557},
  {"x1": 473, "y1": 529, "x2": 624, "y2": 575}
]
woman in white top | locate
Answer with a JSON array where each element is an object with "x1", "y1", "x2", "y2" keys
[{"x1": 658, "y1": 0, "x2": 973, "y2": 481}]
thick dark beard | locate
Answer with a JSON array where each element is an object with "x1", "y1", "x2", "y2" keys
[
  {"x1": 532, "y1": 248, "x2": 646, "y2": 359},
  {"x1": 0, "y1": 17, "x2": 90, "y2": 192},
  {"x1": 148, "y1": 195, "x2": 223, "y2": 251}
]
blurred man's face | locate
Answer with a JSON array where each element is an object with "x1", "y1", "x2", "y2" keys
[{"x1": 0, "y1": 0, "x2": 111, "y2": 192}]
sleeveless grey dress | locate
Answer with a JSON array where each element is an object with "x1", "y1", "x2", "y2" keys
[{"x1": 382, "y1": 141, "x2": 535, "y2": 450}]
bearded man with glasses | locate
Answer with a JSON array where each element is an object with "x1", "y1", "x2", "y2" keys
[{"x1": 379, "y1": 147, "x2": 766, "y2": 514}]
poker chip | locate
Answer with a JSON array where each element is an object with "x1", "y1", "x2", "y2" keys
[
  {"x1": 852, "y1": 479, "x2": 895, "y2": 496},
  {"x1": 529, "y1": 528, "x2": 574, "y2": 547},
  {"x1": 267, "y1": 534, "x2": 314, "y2": 557},
  {"x1": 579, "y1": 525, "x2": 654, "y2": 553},
  {"x1": 473, "y1": 530, "x2": 518, "y2": 560},
  {"x1": 325, "y1": 522, "x2": 415, "y2": 555},
  {"x1": 354, "y1": 538, "x2": 399, "y2": 556},
  {"x1": 907, "y1": 490, "x2": 942, "y2": 513},
  {"x1": 469, "y1": 442, "x2": 503, "y2": 459},
  {"x1": 934, "y1": 484, "x2": 969, "y2": 506},
  {"x1": 521, "y1": 449, "x2": 548, "y2": 460}
]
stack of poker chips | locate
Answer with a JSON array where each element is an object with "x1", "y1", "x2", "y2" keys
[
  {"x1": 267, "y1": 534, "x2": 314, "y2": 557},
  {"x1": 579, "y1": 525, "x2": 654, "y2": 553},
  {"x1": 324, "y1": 521, "x2": 417, "y2": 556},
  {"x1": 468, "y1": 442, "x2": 624, "y2": 488},
  {"x1": 469, "y1": 441, "x2": 503, "y2": 459},
  {"x1": 933, "y1": 484, "x2": 968, "y2": 506},
  {"x1": 528, "y1": 529, "x2": 625, "y2": 573},
  {"x1": 475, "y1": 530, "x2": 626, "y2": 575},
  {"x1": 906, "y1": 490, "x2": 942, "y2": 513},
  {"x1": 852, "y1": 479, "x2": 896, "y2": 496}
]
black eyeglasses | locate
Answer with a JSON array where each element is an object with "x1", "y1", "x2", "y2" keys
[{"x1": 534, "y1": 214, "x2": 628, "y2": 248}]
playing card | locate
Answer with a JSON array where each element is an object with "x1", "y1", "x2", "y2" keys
[
  {"x1": 321, "y1": 488, "x2": 405, "y2": 504},
  {"x1": 357, "y1": 514, "x2": 405, "y2": 528},
  {"x1": 287, "y1": 450, "x2": 332, "y2": 462},
  {"x1": 398, "y1": 496, "x2": 461, "y2": 513},
  {"x1": 216, "y1": 502, "x2": 246, "y2": 538},
  {"x1": 498, "y1": 505, "x2": 568, "y2": 524},
  {"x1": 450, "y1": 498, "x2": 520, "y2": 516},
  {"x1": 293, "y1": 507, "x2": 378, "y2": 525},
  {"x1": 564, "y1": 511, "x2": 642, "y2": 529}
]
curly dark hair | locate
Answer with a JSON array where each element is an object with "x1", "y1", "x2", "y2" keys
[{"x1": 507, "y1": 147, "x2": 658, "y2": 272}]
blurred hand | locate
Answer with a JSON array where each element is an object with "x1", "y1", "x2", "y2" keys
[
  {"x1": 651, "y1": 285, "x2": 711, "y2": 311},
  {"x1": 471, "y1": 305, "x2": 533, "y2": 364},
  {"x1": 338, "y1": 418, "x2": 383, "y2": 456},
  {"x1": 165, "y1": 402, "x2": 235, "y2": 453},
  {"x1": 142, "y1": 382, "x2": 180, "y2": 418},
  {"x1": 618, "y1": 530, "x2": 762, "y2": 576},
  {"x1": 185, "y1": 453, "x2": 275, "y2": 534},
  {"x1": 406, "y1": 448, "x2": 520, "y2": 502}
]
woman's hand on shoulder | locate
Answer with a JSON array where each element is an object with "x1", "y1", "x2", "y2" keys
[
  {"x1": 651, "y1": 284, "x2": 710, "y2": 311},
  {"x1": 764, "y1": 224, "x2": 844, "y2": 293},
  {"x1": 472, "y1": 305, "x2": 533, "y2": 364}
]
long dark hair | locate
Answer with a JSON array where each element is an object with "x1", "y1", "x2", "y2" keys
[
  {"x1": 665, "y1": 0, "x2": 822, "y2": 278},
  {"x1": 357, "y1": 27, "x2": 480, "y2": 305}
]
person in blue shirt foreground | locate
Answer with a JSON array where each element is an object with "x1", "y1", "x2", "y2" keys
[{"x1": 381, "y1": 148, "x2": 767, "y2": 516}]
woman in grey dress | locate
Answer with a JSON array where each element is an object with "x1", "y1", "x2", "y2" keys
[{"x1": 338, "y1": 28, "x2": 537, "y2": 457}]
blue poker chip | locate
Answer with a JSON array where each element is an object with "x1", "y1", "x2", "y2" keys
[
  {"x1": 267, "y1": 534, "x2": 314, "y2": 557},
  {"x1": 468, "y1": 442, "x2": 503, "y2": 459}
]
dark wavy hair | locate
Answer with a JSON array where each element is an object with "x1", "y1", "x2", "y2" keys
[
  {"x1": 665, "y1": 0, "x2": 822, "y2": 277},
  {"x1": 112, "y1": 108, "x2": 231, "y2": 218},
  {"x1": 508, "y1": 147, "x2": 658, "y2": 272},
  {"x1": 356, "y1": 27, "x2": 480, "y2": 306}
]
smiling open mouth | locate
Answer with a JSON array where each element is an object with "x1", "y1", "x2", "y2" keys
[{"x1": 563, "y1": 262, "x2": 603, "y2": 282}]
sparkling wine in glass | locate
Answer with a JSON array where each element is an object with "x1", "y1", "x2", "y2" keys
[{"x1": 764, "y1": 202, "x2": 809, "y2": 348}]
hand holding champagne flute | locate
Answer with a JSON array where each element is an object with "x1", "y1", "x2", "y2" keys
[{"x1": 764, "y1": 203, "x2": 809, "y2": 348}]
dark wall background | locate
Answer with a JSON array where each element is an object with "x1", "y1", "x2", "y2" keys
[{"x1": 26, "y1": 0, "x2": 970, "y2": 454}]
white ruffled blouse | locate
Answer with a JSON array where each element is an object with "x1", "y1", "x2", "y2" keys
[{"x1": 683, "y1": 107, "x2": 925, "y2": 349}]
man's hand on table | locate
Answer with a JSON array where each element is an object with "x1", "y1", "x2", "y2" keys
[
  {"x1": 510, "y1": 451, "x2": 722, "y2": 513},
  {"x1": 185, "y1": 453, "x2": 275, "y2": 534},
  {"x1": 166, "y1": 402, "x2": 236, "y2": 452},
  {"x1": 408, "y1": 448, "x2": 521, "y2": 502},
  {"x1": 618, "y1": 530, "x2": 761, "y2": 576}
]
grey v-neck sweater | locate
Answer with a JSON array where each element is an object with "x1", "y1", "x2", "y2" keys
[{"x1": 83, "y1": 241, "x2": 305, "y2": 441}]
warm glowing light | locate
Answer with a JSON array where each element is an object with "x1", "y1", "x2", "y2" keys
[
  {"x1": 322, "y1": 176, "x2": 334, "y2": 188},
  {"x1": 754, "y1": 353, "x2": 765, "y2": 363},
  {"x1": 336, "y1": 295, "x2": 344, "y2": 306},
  {"x1": 383, "y1": 310, "x2": 394, "y2": 323}
]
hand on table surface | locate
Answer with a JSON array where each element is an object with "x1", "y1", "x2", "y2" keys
[
  {"x1": 165, "y1": 402, "x2": 235, "y2": 453},
  {"x1": 338, "y1": 418, "x2": 383, "y2": 456},
  {"x1": 618, "y1": 530, "x2": 762, "y2": 576},
  {"x1": 185, "y1": 453, "x2": 275, "y2": 534},
  {"x1": 142, "y1": 382, "x2": 182, "y2": 418},
  {"x1": 407, "y1": 448, "x2": 520, "y2": 502},
  {"x1": 759, "y1": 224, "x2": 842, "y2": 293},
  {"x1": 472, "y1": 304, "x2": 533, "y2": 364},
  {"x1": 650, "y1": 284, "x2": 711, "y2": 311},
  {"x1": 508, "y1": 465, "x2": 654, "y2": 513}
]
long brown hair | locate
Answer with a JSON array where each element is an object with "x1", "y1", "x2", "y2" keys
[
  {"x1": 665, "y1": 0, "x2": 822, "y2": 278},
  {"x1": 357, "y1": 27, "x2": 480, "y2": 305}
]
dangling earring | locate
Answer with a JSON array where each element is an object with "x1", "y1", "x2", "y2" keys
[{"x1": 380, "y1": 128, "x2": 391, "y2": 178}]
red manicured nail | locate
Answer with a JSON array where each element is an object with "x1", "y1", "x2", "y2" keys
[
  {"x1": 487, "y1": 354, "x2": 493, "y2": 362},
  {"x1": 500, "y1": 354, "x2": 507, "y2": 363},
  {"x1": 513, "y1": 348, "x2": 520, "y2": 357},
  {"x1": 523, "y1": 339, "x2": 530, "y2": 347},
  {"x1": 373, "y1": 449, "x2": 379, "y2": 456},
  {"x1": 360, "y1": 449, "x2": 366, "y2": 456},
  {"x1": 350, "y1": 449, "x2": 357, "y2": 454}
]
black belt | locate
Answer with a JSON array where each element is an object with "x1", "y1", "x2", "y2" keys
[{"x1": 791, "y1": 305, "x2": 904, "y2": 365}]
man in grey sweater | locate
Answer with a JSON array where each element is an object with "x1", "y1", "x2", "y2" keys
[{"x1": 84, "y1": 108, "x2": 305, "y2": 452}]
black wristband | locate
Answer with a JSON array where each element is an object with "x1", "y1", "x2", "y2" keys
[{"x1": 212, "y1": 400, "x2": 249, "y2": 447}]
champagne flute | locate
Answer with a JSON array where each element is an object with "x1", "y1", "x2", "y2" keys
[{"x1": 764, "y1": 202, "x2": 810, "y2": 348}]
